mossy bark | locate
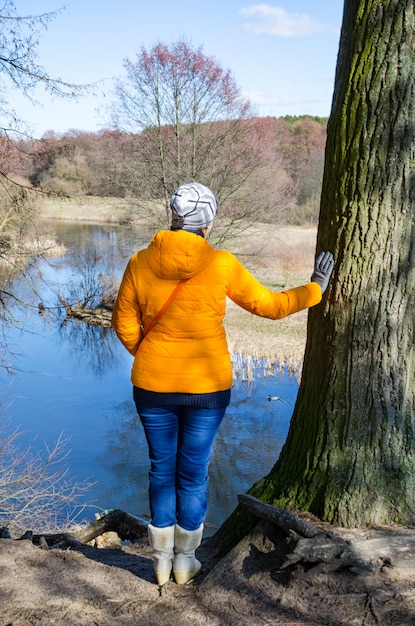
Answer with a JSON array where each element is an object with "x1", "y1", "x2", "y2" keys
[
  {"x1": 264, "y1": 0, "x2": 415, "y2": 527},
  {"x1": 217, "y1": 0, "x2": 415, "y2": 542}
]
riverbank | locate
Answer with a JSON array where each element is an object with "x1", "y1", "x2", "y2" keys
[{"x1": 40, "y1": 196, "x2": 318, "y2": 366}]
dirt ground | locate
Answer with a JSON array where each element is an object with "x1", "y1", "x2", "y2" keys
[{"x1": 2, "y1": 519, "x2": 415, "y2": 626}]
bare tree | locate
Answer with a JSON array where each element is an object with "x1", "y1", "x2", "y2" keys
[
  {"x1": 0, "y1": 1, "x2": 85, "y2": 135},
  {"x1": 110, "y1": 40, "x2": 275, "y2": 241}
]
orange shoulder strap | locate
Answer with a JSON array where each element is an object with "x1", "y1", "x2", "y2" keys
[{"x1": 141, "y1": 279, "x2": 188, "y2": 339}]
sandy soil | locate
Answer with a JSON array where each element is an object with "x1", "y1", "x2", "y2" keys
[{"x1": 2, "y1": 520, "x2": 415, "y2": 626}]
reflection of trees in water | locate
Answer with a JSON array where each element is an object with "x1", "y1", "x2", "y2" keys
[
  {"x1": 48, "y1": 222, "x2": 152, "y2": 316},
  {"x1": 207, "y1": 390, "x2": 288, "y2": 528},
  {"x1": 51, "y1": 221, "x2": 151, "y2": 280},
  {"x1": 97, "y1": 401, "x2": 151, "y2": 520},
  {"x1": 57, "y1": 243, "x2": 117, "y2": 310},
  {"x1": 58, "y1": 319, "x2": 120, "y2": 378}
]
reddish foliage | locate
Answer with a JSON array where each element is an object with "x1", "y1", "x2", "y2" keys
[{"x1": 5, "y1": 115, "x2": 327, "y2": 220}]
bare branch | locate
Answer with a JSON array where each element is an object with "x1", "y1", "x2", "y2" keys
[{"x1": 0, "y1": 420, "x2": 93, "y2": 536}]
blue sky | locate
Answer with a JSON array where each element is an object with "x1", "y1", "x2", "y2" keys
[{"x1": 9, "y1": 1, "x2": 344, "y2": 137}]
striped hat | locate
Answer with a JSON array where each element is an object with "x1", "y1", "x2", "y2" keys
[{"x1": 170, "y1": 182, "x2": 218, "y2": 231}]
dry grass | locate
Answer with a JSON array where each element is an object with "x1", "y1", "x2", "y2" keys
[
  {"x1": 39, "y1": 196, "x2": 140, "y2": 223},
  {"x1": 224, "y1": 222, "x2": 317, "y2": 368},
  {"x1": 40, "y1": 196, "x2": 318, "y2": 367}
]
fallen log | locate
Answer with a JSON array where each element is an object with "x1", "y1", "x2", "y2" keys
[
  {"x1": 65, "y1": 305, "x2": 113, "y2": 327},
  {"x1": 74, "y1": 509, "x2": 148, "y2": 543},
  {"x1": 32, "y1": 509, "x2": 148, "y2": 548}
]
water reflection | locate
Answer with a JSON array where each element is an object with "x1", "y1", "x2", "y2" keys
[{"x1": 58, "y1": 320, "x2": 120, "y2": 378}]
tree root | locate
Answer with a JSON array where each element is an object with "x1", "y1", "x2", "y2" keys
[{"x1": 236, "y1": 494, "x2": 415, "y2": 574}]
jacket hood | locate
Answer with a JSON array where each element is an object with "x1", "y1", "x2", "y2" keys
[{"x1": 145, "y1": 230, "x2": 216, "y2": 280}]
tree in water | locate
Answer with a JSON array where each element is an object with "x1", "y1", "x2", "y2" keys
[{"x1": 217, "y1": 0, "x2": 415, "y2": 545}]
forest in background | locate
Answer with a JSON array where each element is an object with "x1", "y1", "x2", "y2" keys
[{"x1": 2, "y1": 115, "x2": 327, "y2": 227}]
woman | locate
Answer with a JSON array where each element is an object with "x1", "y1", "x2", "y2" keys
[{"x1": 112, "y1": 182, "x2": 333, "y2": 586}]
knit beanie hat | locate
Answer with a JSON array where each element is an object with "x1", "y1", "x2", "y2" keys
[{"x1": 170, "y1": 182, "x2": 218, "y2": 231}]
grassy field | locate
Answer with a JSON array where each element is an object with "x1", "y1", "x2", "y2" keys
[
  {"x1": 40, "y1": 197, "x2": 318, "y2": 368},
  {"x1": 39, "y1": 196, "x2": 137, "y2": 223}
]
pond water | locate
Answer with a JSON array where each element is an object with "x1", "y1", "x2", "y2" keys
[{"x1": 2, "y1": 220, "x2": 300, "y2": 535}]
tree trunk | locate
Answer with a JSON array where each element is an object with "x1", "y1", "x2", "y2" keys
[
  {"x1": 254, "y1": 0, "x2": 415, "y2": 527},
  {"x1": 212, "y1": 1, "x2": 415, "y2": 545}
]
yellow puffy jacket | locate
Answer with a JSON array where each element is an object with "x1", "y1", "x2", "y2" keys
[{"x1": 112, "y1": 229, "x2": 322, "y2": 393}]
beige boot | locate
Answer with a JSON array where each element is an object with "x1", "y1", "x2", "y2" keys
[
  {"x1": 173, "y1": 524, "x2": 203, "y2": 585},
  {"x1": 147, "y1": 523, "x2": 175, "y2": 585}
]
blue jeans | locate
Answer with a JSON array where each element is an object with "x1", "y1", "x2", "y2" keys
[{"x1": 135, "y1": 404, "x2": 226, "y2": 530}]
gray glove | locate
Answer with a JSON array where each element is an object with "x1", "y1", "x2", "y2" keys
[{"x1": 311, "y1": 251, "x2": 334, "y2": 293}]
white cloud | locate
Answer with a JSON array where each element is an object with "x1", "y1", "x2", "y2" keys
[{"x1": 239, "y1": 4, "x2": 334, "y2": 38}]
